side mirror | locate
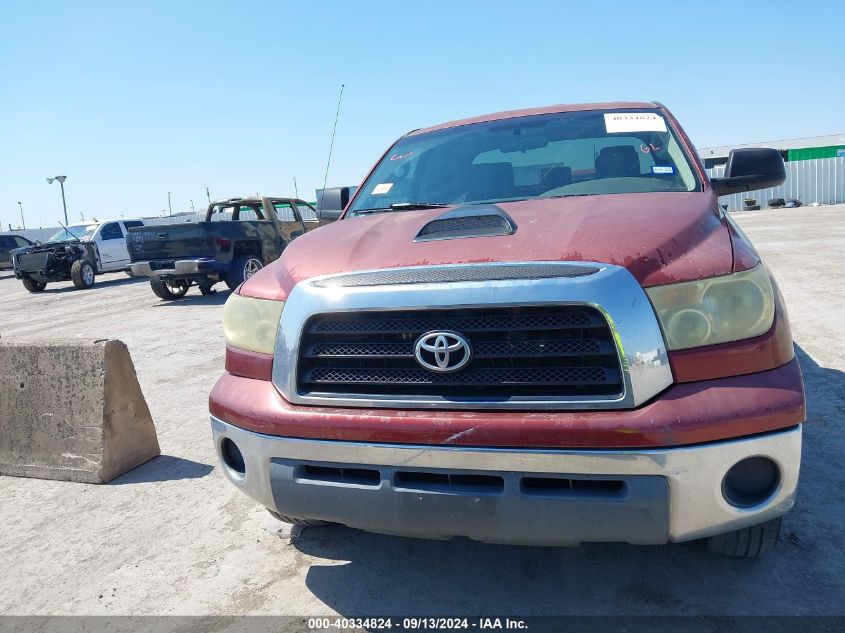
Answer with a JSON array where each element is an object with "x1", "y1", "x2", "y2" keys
[
  {"x1": 710, "y1": 148, "x2": 785, "y2": 197},
  {"x1": 316, "y1": 187, "x2": 350, "y2": 221}
]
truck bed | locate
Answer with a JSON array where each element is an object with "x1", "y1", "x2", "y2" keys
[{"x1": 127, "y1": 221, "x2": 270, "y2": 262}]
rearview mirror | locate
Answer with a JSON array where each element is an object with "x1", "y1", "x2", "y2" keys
[
  {"x1": 500, "y1": 134, "x2": 548, "y2": 153},
  {"x1": 710, "y1": 148, "x2": 785, "y2": 197},
  {"x1": 316, "y1": 187, "x2": 350, "y2": 221}
]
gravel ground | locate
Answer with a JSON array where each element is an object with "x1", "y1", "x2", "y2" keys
[{"x1": 1, "y1": 205, "x2": 844, "y2": 617}]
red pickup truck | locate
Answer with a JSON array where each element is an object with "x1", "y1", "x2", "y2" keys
[{"x1": 210, "y1": 101, "x2": 803, "y2": 557}]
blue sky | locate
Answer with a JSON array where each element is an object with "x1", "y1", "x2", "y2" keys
[{"x1": 1, "y1": 0, "x2": 841, "y2": 230}]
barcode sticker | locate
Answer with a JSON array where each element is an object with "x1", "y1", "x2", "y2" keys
[{"x1": 605, "y1": 112, "x2": 667, "y2": 133}]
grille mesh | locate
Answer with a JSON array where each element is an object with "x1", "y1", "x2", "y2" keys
[
  {"x1": 312, "y1": 312, "x2": 596, "y2": 334},
  {"x1": 298, "y1": 305, "x2": 623, "y2": 401},
  {"x1": 310, "y1": 338, "x2": 603, "y2": 358},
  {"x1": 307, "y1": 366, "x2": 610, "y2": 386},
  {"x1": 417, "y1": 214, "x2": 511, "y2": 236}
]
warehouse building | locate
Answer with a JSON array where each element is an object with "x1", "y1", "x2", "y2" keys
[{"x1": 700, "y1": 134, "x2": 845, "y2": 211}]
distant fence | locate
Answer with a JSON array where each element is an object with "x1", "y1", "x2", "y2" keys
[
  {"x1": 706, "y1": 157, "x2": 845, "y2": 211},
  {"x1": 7, "y1": 161, "x2": 844, "y2": 240},
  {"x1": 0, "y1": 213, "x2": 207, "y2": 243}
]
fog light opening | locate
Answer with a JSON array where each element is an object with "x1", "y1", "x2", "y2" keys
[
  {"x1": 722, "y1": 456, "x2": 780, "y2": 508},
  {"x1": 221, "y1": 437, "x2": 246, "y2": 477}
]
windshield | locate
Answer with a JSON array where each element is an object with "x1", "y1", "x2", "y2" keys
[
  {"x1": 48, "y1": 225, "x2": 97, "y2": 242},
  {"x1": 349, "y1": 108, "x2": 700, "y2": 215}
]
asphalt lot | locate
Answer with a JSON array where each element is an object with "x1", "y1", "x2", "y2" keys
[{"x1": 1, "y1": 205, "x2": 844, "y2": 616}]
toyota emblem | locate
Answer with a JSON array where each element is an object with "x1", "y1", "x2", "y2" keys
[{"x1": 414, "y1": 331, "x2": 472, "y2": 373}]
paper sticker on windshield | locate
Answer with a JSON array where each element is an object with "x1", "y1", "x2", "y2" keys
[
  {"x1": 372, "y1": 183, "x2": 393, "y2": 195},
  {"x1": 652, "y1": 165, "x2": 675, "y2": 175},
  {"x1": 604, "y1": 112, "x2": 667, "y2": 133}
]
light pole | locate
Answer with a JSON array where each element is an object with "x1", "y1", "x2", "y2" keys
[
  {"x1": 17, "y1": 201, "x2": 25, "y2": 229},
  {"x1": 167, "y1": 191, "x2": 172, "y2": 216},
  {"x1": 46, "y1": 176, "x2": 69, "y2": 225},
  {"x1": 206, "y1": 187, "x2": 211, "y2": 204},
  {"x1": 190, "y1": 199, "x2": 195, "y2": 213}
]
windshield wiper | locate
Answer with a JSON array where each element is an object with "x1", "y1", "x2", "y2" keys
[
  {"x1": 57, "y1": 220, "x2": 81, "y2": 241},
  {"x1": 389, "y1": 202, "x2": 449, "y2": 211},
  {"x1": 355, "y1": 202, "x2": 450, "y2": 215}
]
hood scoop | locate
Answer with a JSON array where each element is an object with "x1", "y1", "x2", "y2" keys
[{"x1": 414, "y1": 205, "x2": 517, "y2": 242}]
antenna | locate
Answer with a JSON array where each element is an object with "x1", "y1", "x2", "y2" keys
[
  {"x1": 293, "y1": 177, "x2": 299, "y2": 198},
  {"x1": 320, "y1": 83, "x2": 345, "y2": 209}
]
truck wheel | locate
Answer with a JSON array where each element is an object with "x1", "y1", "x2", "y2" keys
[
  {"x1": 71, "y1": 260, "x2": 95, "y2": 289},
  {"x1": 150, "y1": 277, "x2": 189, "y2": 300},
  {"x1": 225, "y1": 256, "x2": 263, "y2": 291},
  {"x1": 21, "y1": 275, "x2": 47, "y2": 293},
  {"x1": 267, "y1": 509, "x2": 329, "y2": 527},
  {"x1": 706, "y1": 517, "x2": 781, "y2": 558}
]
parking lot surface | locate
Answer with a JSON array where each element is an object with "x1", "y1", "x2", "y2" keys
[{"x1": 1, "y1": 205, "x2": 844, "y2": 616}]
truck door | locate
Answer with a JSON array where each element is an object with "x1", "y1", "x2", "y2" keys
[
  {"x1": 271, "y1": 200, "x2": 308, "y2": 242},
  {"x1": 96, "y1": 222, "x2": 128, "y2": 271},
  {"x1": 293, "y1": 200, "x2": 321, "y2": 232}
]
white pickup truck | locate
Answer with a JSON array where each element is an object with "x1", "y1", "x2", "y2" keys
[{"x1": 13, "y1": 219, "x2": 145, "y2": 291}]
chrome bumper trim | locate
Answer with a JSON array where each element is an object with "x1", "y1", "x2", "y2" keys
[
  {"x1": 129, "y1": 258, "x2": 214, "y2": 277},
  {"x1": 211, "y1": 416, "x2": 801, "y2": 543},
  {"x1": 271, "y1": 261, "x2": 673, "y2": 410}
]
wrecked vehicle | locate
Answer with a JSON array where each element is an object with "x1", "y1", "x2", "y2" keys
[
  {"x1": 13, "y1": 219, "x2": 144, "y2": 292},
  {"x1": 127, "y1": 197, "x2": 330, "y2": 300},
  {"x1": 210, "y1": 102, "x2": 803, "y2": 558}
]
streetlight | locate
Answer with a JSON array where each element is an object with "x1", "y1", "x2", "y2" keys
[
  {"x1": 206, "y1": 187, "x2": 211, "y2": 204},
  {"x1": 46, "y1": 175, "x2": 69, "y2": 225},
  {"x1": 167, "y1": 191, "x2": 172, "y2": 216},
  {"x1": 190, "y1": 199, "x2": 195, "y2": 213},
  {"x1": 17, "y1": 201, "x2": 25, "y2": 229}
]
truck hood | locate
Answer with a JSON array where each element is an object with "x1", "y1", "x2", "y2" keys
[
  {"x1": 15, "y1": 240, "x2": 88, "y2": 253},
  {"x1": 242, "y1": 192, "x2": 733, "y2": 300}
]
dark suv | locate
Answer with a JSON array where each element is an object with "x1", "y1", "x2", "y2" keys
[{"x1": 0, "y1": 234, "x2": 33, "y2": 270}]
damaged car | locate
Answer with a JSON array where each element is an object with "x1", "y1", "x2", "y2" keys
[{"x1": 13, "y1": 219, "x2": 144, "y2": 292}]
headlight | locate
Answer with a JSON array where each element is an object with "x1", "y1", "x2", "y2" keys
[
  {"x1": 222, "y1": 293, "x2": 285, "y2": 354},
  {"x1": 646, "y1": 264, "x2": 775, "y2": 350}
]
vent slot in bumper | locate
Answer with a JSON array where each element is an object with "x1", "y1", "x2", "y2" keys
[
  {"x1": 395, "y1": 471, "x2": 505, "y2": 494},
  {"x1": 296, "y1": 465, "x2": 380, "y2": 486},
  {"x1": 521, "y1": 477, "x2": 626, "y2": 498}
]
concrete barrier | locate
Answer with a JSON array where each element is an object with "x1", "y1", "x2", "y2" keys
[{"x1": 0, "y1": 339, "x2": 160, "y2": 483}]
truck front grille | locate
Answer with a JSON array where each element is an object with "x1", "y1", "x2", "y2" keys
[{"x1": 297, "y1": 306, "x2": 623, "y2": 401}]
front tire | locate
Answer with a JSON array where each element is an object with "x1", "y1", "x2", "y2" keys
[
  {"x1": 21, "y1": 275, "x2": 47, "y2": 292},
  {"x1": 706, "y1": 517, "x2": 781, "y2": 558},
  {"x1": 71, "y1": 260, "x2": 95, "y2": 289},
  {"x1": 224, "y1": 255, "x2": 263, "y2": 291},
  {"x1": 150, "y1": 277, "x2": 190, "y2": 300}
]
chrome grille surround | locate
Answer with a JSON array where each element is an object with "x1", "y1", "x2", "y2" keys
[{"x1": 272, "y1": 261, "x2": 673, "y2": 410}]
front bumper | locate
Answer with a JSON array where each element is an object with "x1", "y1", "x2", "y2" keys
[
  {"x1": 211, "y1": 416, "x2": 801, "y2": 545},
  {"x1": 129, "y1": 258, "x2": 217, "y2": 278}
]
